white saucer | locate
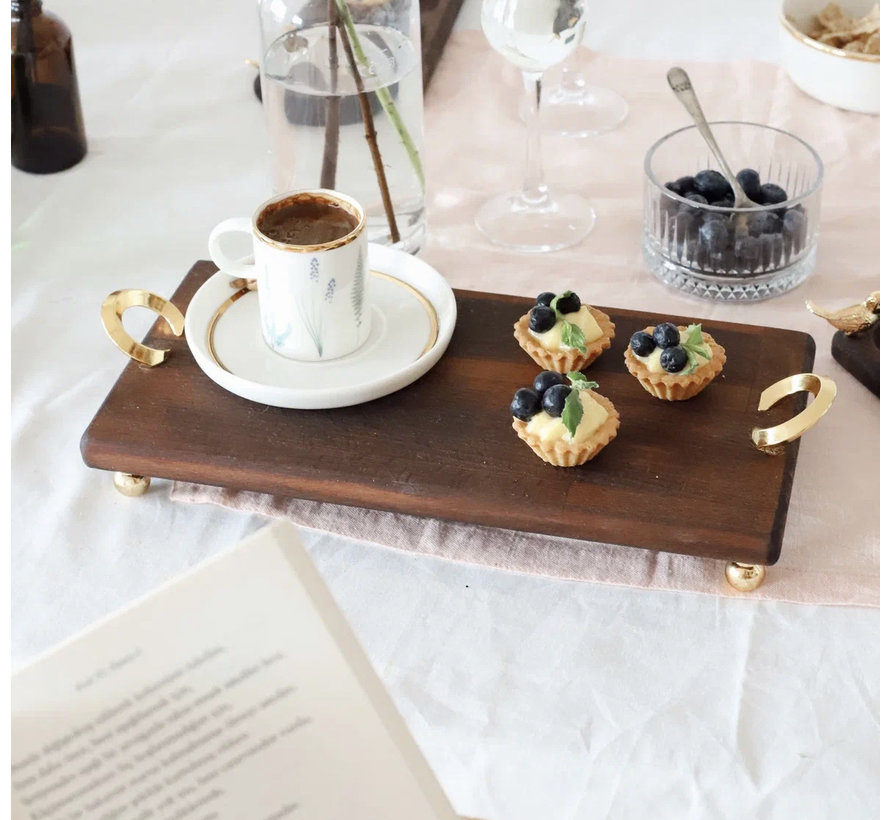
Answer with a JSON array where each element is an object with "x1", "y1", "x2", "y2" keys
[{"x1": 185, "y1": 244, "x2": 457, "y2": 409}]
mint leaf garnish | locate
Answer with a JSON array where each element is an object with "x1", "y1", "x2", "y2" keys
[
  {"x1": 561, "y1": 322, "x2": 587, "y2": 354},
  {"x1": 561, "y1": 388, "x2": 583, "y2": 438},
  {"x1": 566, "y1": 371, "x2": 599, "y2": 391},
  {"x1": 679, "y1": 323, "x2": 711, "y2": 374}
]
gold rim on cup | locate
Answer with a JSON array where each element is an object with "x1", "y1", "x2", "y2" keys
[{"x1": 250, "y1": 188, "x2": 367, "y2": 253}]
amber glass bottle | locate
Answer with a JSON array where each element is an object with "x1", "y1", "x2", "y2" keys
[{"x1": 11, "y1": 0, "x2": 87, "y2": 173}]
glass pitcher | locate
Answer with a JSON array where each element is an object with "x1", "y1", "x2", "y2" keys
[{"x1": 257, "y1": 0, "x2": 426, "y2": 254}]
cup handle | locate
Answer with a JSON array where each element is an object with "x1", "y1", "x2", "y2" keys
[{"x1": 208, "y1": 217, "x2": 255, "y2": 277}]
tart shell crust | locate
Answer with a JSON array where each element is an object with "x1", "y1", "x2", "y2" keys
[
  {"x1": 624, "y1": 326, "x2": 727, "y2": 401},
  {"x1": 512, "y1": 391, "x2": 620, "y2": 467},
  {"x1": 514, "y1": 305, "x2": 616, "y2": 373}
]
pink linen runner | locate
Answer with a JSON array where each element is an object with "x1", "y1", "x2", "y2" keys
[{"x1": 173, "y1": 32, "x2": 879, "y2": 606}]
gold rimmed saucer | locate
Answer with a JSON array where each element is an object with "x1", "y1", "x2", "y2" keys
[
  {"x1": 183, "y1": 243, "x2": 457, "y2": 410},
  {"x1": 207, "y1": 271, "x2": 438, "y2": 374}
]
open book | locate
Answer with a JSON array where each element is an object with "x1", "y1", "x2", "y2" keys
[{"x1": 11, "y1": 522, "x2": 461, "y2": 820}]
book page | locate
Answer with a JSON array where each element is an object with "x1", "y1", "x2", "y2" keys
[{"x1": 11, "y1": 522, "x2": 459, "y2": 820}]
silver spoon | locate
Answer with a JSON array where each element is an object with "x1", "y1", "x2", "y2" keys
[{"x1": 666, "y1": 67, "x2": 756, "y2": 208}]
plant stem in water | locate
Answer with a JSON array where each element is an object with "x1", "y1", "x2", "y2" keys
[
  {"x1": 336, "y1": 17, "x2": 400, "y2": 243},
  {"x1": 319, "y1": 0, "x2": 340, "y2": 189},
  {"x1": 333, "y1": 0, "x2": 424, "y2": 191}
]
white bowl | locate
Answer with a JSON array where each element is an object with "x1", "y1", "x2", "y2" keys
[{"x1": 780, "y1": 0, "x2": 879, "y2": 114}]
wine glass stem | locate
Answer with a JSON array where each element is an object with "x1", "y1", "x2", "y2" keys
[{"x1": 521, "y1": 70, "x2": 549, "y2": 205}]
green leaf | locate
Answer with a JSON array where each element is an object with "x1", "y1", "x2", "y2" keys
[
  {"x1": 566, "y1": 371, "x2": 599, "y2": 390},
  {"x1": 561, "y1": 388, "x2": 583, "y2": 438},
  {"x1": 560, "y1": 322, "x2": 587, "y2": 354},
  {"x1": 679, "y1": 323, "x2": 711, "y2": 373},
  {"x1": 684, "y1": 323, "x2": 706, "y2": 348}
]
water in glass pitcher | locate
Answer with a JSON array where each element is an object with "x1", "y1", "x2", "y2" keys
[{"x1": 262, "y1": 24, "x2": 426, "y2": 253}]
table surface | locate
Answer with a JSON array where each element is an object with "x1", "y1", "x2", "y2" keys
[{"x1": 12, "y1": 1, "x2": 878, "y2": 819}]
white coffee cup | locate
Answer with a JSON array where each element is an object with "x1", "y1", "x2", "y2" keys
[{"x1": 208, "y1": 189, "x2": 370, "y2": 361}]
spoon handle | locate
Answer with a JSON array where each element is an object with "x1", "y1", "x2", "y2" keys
[{"x1": 666, "y1": 67, "x2": 747, "y2": 205}]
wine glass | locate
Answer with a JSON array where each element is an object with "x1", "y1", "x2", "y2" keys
[
  {"x1": 477, "y1": 0, "x2": 596, "y2": 252},
  {"x1": 539, "y1": 54, "x2": 629, "y2": 137}
]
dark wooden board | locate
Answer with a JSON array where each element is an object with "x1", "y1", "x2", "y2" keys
[{"x1": 82, "y1": 262, "x2": 816, "y2": 566}]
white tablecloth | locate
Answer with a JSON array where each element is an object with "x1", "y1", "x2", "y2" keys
[{"x1": 11, "y1": 1, "x2": 878, "y2": 818}]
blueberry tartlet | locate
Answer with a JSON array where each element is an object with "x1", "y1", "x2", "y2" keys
[
  {"x1": 514, "y1": 290, "x2": 615, "y2": 373},
  {"x1": 624, "y1": 321, "x2": 726, "y2": 401},
  {"x1": 510, "y1": 370, "x2": 620, "y2": 467}
]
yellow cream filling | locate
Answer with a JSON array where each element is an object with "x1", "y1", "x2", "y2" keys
[
  {"x1": 635, "y1": 329, "x2": 710, "y2": 374},
  {"x1": 525, "y1": 391, "x2": 608, "y2": 444},
  {"x1": 530, "y1": 305, "x2": 603, "y2": 352}
]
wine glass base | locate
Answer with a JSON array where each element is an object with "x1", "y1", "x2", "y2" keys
[
  {"x1": 539, "y1": 85, "x2": 629, "y2": 138},
  {"x1": 475, "y1": 191, "x2": 596, "y2": 253}
]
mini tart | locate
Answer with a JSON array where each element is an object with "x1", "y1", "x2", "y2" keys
[
  {"x1": 624, "y1": 325, "x2": 727, "y2": 401},
  {"x1": 512, "y1": 391, "x2": 620, "y2": 467},
  {"x1": 514, "y1": 305, "x2": 615, "y2": 373}
]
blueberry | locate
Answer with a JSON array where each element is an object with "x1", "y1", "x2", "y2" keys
[
  {"x1": 674, "y1": 208, "x2": 699, "y2": 237},
  {"x1": 747, "y1": 211, "x2": 782, "y2": 237},
  {"x1": 675, "y1": 175, "x2": 696, "y2": 195},
  {"x1": 542, "y1": 384, "x2": 572, "y2": 417},
  {"x1": 782, "y1": 208, "x2": 807, "y2": 253},
  {"x1": 630, "y1": 331, "x2": 657, "y2": 357},
  {"x1": 660, "y1": 345, "x2": 688, "y2": 373},
  {"x1": 702, "y1": 210, "x2": 730, "y2": 224},
  {"x1": 533, "y1": 370, "x2": 565, "y2": 396},
  {"x1": 660, "y1": 192, "x2": 681, "y2": 217},
  {"x1": 759, "y1": 233, "x2": 784, "y2": 268},
  {"x1": 734, "y1": 234, "x2": 761, "y2": 269},
  {"x1": 536, "y1": 291, "x2": 556, "y2": 307},
  {"x1": 759, "y1": 183, "x2": 787, "y2": 206},
  {"x1": 682, "y1": 192, "x2": 708, "y2": 206},
  {"x1": 665, "y1": 180, "x2": 683, "y2": 196},
  {"x1": 699, "y1": 218, "x2": 731, "y2": 252},
  {"x1": 653, "y1": 322, "x2": 680, "y2": 349},
  {"x1": 529, "y1": 305, "x2": 557, "y2": 333},
  {"x1": 736, "y1": 168, "x2": 761, "y2": 201},
  {"x1": 693, "y1": 169, "x2": 733, "y2": 203},
  {"x1": 511, "y1": 388, "x2": 541, "y2": 421},
  {"x1": 710, "y1": 198, "x2": 735, "y2": 209},
  {"x1": 555, "y1": 291, "x2": 581, "y2": 315}
]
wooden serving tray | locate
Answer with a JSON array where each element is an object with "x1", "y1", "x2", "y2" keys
[{"x1": 82, "y1": 262, "x2": 816, "y2": 566}]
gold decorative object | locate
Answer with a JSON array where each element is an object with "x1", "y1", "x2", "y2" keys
[
  {"x1": 113, "y1": 472, "x2": 151, "y2": 497},
  {"x1": 101, "y1": 289, "x2": 185, "y2": 366},
  {"x1": 751, "y1": 373, "x2": 837, "y2": 454},
  {"x1": 806, "y1": 290, "x2": 879, "y2": 335},
  {"x1": 725, "y1": 562, "x2": 765, "y2": 592}
]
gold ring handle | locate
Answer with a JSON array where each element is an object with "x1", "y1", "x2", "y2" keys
[
  {"x1": 752, "y1": 373, "x2": 837, "y2": 453},
  {"x1": 101, "y1": 289, "x2": 184, "y2": 367}
]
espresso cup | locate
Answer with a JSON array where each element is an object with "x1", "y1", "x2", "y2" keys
[{"x1": 208, "y1": 189, "x2": 370, "y2": 361}]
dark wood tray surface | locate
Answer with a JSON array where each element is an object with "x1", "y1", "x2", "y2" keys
[{"x1": 82, "y1": 262, "x2": 816, "y2": 566}]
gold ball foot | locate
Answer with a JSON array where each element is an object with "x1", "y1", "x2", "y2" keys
[
  {"x1": 113, "y1": 472, "x2": 151, "y2": 497},
  {"x1": 725, "y1": 562, "x2": 765, "y2": 592}
]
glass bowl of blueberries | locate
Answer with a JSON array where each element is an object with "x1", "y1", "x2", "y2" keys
[{"x1": 643, "y1": 121, "x2": 823, "y2": 301}]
